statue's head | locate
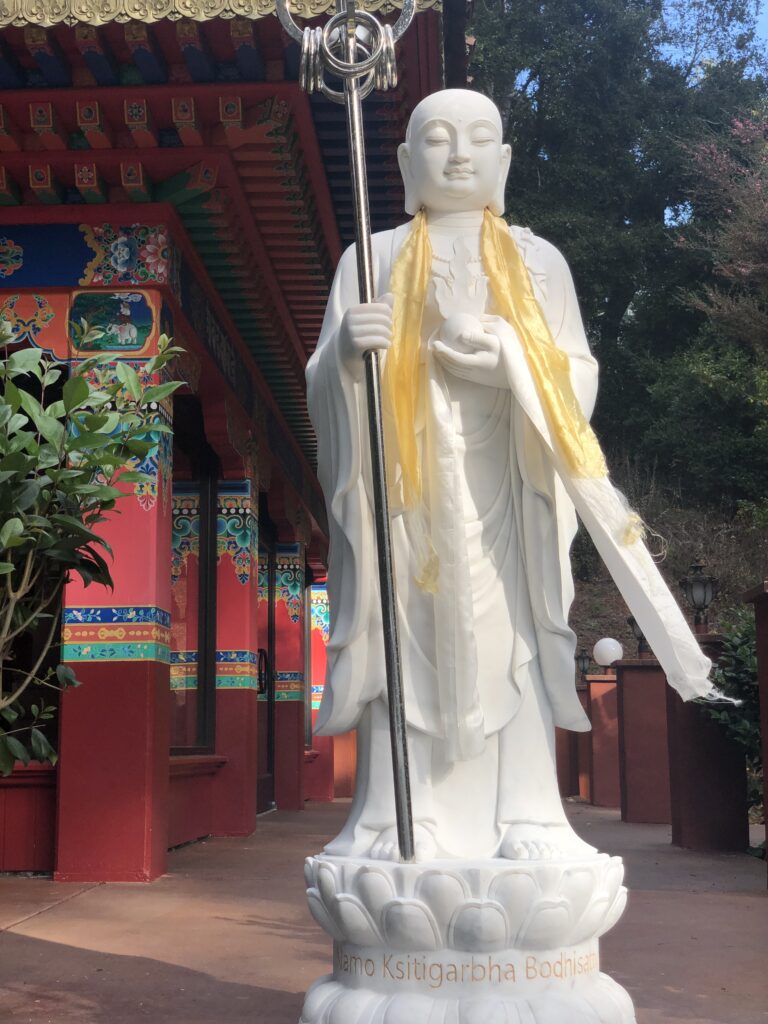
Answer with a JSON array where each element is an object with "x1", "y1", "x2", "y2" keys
[{"x1": 398, "y1": 89, "x2": 511, "y2": 217}]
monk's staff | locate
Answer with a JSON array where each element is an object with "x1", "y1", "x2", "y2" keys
[{"x1": 276, "y1": 0, "x2": 416, "y2": 862}]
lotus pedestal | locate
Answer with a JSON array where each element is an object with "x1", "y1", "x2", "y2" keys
[{"x1": 299, "y1": 853, "x2": 636, "y2": 1023}]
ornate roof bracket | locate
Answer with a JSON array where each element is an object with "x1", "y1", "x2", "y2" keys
[{"x1": 0, "y1": 0, "x2": 440, "y2": 29}]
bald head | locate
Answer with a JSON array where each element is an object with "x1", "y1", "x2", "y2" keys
[
  {"x1": 406, "y1": 89, "x2": 503, "y2": 143},
  {"x1": 398, "y1": 89, "x2": 510, "y2": 216}
]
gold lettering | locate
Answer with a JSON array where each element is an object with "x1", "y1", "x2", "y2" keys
[
  {"x1": 428, "y1": 963, "x2": 444, "y2": 989},
  {"x1": 526, "y1": 956, "x2": 537, "y2": 980}
]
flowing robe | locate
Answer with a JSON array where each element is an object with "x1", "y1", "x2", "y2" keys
[{"x1": 307, "y1": 221, "x2": 712, "y2": 756}]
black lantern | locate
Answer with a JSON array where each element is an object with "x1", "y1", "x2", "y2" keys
[
  {"x1": 679, "y1": 560, "x2": 719, "y2": 626},
  {"x1": 626, "y1": 616, "x2": 651, "y2": 656},
  {"x1": 575, "y1": 646, "x2": 591, "y2": 679}
]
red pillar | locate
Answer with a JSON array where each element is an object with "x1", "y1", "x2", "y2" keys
[
  {"x1": 56, "y1": 361, "x2": 172, "y2": 882},
  {"x1": 587, "y1": 673, "x2": 621, "y2": 808},
  {"x1": 211, "y1": 480, "x2": 259, "y2": 836},
  {"x1": 616, "y1": 658, "x2": 671, "y2": 825},
  {"x1": 304, "y1": 583, "x2": 334, "y2": 802},
  {"x1": 273, "y1": 543, "x2": 305, "y2": 811}
]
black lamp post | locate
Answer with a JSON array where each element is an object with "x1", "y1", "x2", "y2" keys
[
  {"x1": 575, "y1": 646, "x2": 591, "y2": 681},
  {"x1": 627, "y1": 615, "x2": 651, "y2": 656},
  {"x1": 679, "y1": 560, "x2": 719, "y2": 628}
]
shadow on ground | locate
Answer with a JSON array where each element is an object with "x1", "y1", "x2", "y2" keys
[{"x1": 1, "y1": 932, "x2": 307, "y2": 1023}]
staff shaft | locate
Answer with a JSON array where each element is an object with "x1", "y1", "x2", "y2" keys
[{"x1": 343, "y1": 22, "x2": 415, "y2": 864}]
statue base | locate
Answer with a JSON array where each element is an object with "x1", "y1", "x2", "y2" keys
[{"x1": 299, "y1": 852, "x2": 636, "y2": 1024}]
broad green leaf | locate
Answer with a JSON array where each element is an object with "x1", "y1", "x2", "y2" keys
[
  {"x1": 30, "y1": 727, "x2": 57, "y2": 764},
  {"x1": 7, "y1": 348, "x2": 43, "y2": 374},
  {"x1": 7, "y1": 413, "x2": 29, "y2": 433},
  {"x1": 141, "y1": 382, "x2": 183, "y2": 404},
  {"x1": 0, "y1": 517, "x2": 24, "y2": 549},
  {"x1": 0, "y1": 705, "x2": 19, "y2": 724},
  {"x1": 0, "y1": 737, "x2": 15, "y2": 776},
  {"x1": 116, "y1": 362, "x2": 142, "y2": 401},
  {"x1": 68, "y1": 432, "x2": 115, "y2": 452},
  {"x1": 63, "y1": 375, "x2": 90, "y2": 413},
  {"x1": 115, "y1": 470, "x2": 151, "y2": 483},
  {"x1": 56, "y1": 664, "x2": 79, "y2": 687},
  {"x1": 14, "y1": 480, "x2": 42, "y2": 511},
  {"x1": 6, "y1": 735, "x2": 30, "y2": 766},
  {"x1": 4, "y1": 379, "x2": 21, "y2": 413},
  {"x1": 0, "y1": 452, "x2": 30, "y2": 473},
  {"x1": 35, "y1": 414, "x2": 65, "y2": 448},
  {"x1": 0, "y1": 563, "x2": 15, "y2": 574}
]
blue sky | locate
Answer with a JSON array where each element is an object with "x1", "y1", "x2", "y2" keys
[{"x1": 758, "y1": 5, "x2": 768, "y2": 42}]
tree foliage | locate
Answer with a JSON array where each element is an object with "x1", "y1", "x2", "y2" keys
[
  {"x1": 0, "y1": 322, "x2": 183, "y2": 775},
  {"x1": 468, "y1": 0, "x2": 768, "y2": 506}
]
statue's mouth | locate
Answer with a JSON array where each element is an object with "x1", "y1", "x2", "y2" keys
[{"x1": 445, "y1": 170, "x2": 474, "y2": 180}]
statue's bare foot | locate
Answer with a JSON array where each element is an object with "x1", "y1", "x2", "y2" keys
[
  {"x1": 500, "y1": 823, "x2": 596, "y2": 861},
  {"x1": 370, "y1": 823, "x2": 438, "y2": 862}
]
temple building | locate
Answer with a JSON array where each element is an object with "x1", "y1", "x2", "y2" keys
[{"x1": 0, "y1": 0, "x2": 461, "y2": 880}]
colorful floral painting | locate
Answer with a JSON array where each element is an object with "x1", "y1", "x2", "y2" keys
[
  {"x1": 217, "y1": 488, "x2": 257, "y2": 586},
  {"x1": 311, "y1": 586, "x2": 330, "y2": 643},
  {"x1": 70, "y1": 290, "x2": 154, "y2": 353},
  {"x1": 0, "y1": 293, "x2": 54, "y2": 345},
  {"x1": 0, "y1": 237, "x2": 23, "y2": 279},
  {"x1": 80, "y1": 223, "x2": 173, "y2": 287},
  {"x1": 172, "y1": 490, "x2": 201, "y2": 586},
  {"x1": 257, "y1": 549, "x2": 303, "y2": 621}
]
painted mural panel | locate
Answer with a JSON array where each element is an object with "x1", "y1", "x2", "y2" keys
[{"x1": 70, "y1": 290, "x2": 154, "y2": 354}]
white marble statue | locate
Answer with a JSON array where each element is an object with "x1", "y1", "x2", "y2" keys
[{"x1": 306, "y1": 88, "x2": 713, "y2": 867}]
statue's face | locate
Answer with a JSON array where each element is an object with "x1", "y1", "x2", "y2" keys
[{"x1": 398, "y1": 90, "x2": 511, "y2": 216}]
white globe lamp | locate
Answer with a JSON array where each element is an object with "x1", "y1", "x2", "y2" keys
[{"x1": 593, "y1": 637, "x2": 623, "y2": 668}]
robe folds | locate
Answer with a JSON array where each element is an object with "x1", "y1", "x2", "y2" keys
[{"x1": 307, "y1": 220, "x2": 713, "y2": 755}]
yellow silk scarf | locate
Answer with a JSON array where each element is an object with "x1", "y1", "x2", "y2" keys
[{"x1": 383, "y1": 208, "x2": 608, "y2": 512}]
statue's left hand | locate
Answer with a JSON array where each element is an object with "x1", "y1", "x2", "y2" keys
[{"x1": 431, "y1": 315, "x2": 509, "y2": 389}]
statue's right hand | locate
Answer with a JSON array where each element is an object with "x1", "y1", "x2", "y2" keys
[{"x1": 338, "y1": 295, "x2": 393, "y2": 379}]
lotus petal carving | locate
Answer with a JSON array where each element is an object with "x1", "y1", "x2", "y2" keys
[
  {"x1": 382, "y1": 898, "x2": 442, "y2": 950},
  {"x1": 304, "y1": 853, "x2": 629, "y2": 953},
  {"x1": 448, "y1": 899, "x2": 509, "y2": 951}
]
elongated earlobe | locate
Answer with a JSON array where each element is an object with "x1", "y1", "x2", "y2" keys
[
  {"x1": 398, "y1": 143, "x2": 420, "y2": 216},
  {"x1": 490, "y1": 143, "x2": 512, "y2": 217}
]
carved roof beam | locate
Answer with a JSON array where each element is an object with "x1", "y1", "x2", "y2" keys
[
  {"x1": 172, "y1": 96, "x2": 204, "y2": 146},
  {"x1": 28, "y1": 163, "x2": 63, "y2": 203},
  {"x1": 23, "y1": 27, "x2": 71, "y2": 88},
  {"x1": 0, "y1": 36, "x2": 25, "y2": 88},
  {"x1": 0, "y1": 103, "x2": 19, "y2": 150},
  {"x1": 123, "y1": 24, "x2": 167, "y2": 85},
  {"x1": 28, "y1": 101, "x2": 67, "y2": 150},
  {"x1": 0, "y1": 166, "x2": 20, "y2": 204},
  {"x1": 176, "y1": 20, "x2": 216, "y2": 84},
  {"x1": 123, "y1": 97, "x2": 158, "y2": 148},
  {"x1": 76, "y1": 99, "x2": 112, "y2": 148},
  {"x1": 74, "y1": 160, "x2": 107, "y2": 202},
  {"x1": 73, "y1": 25, "x2": 119, "y2": 85},
  {"x1": 229, "y1": 18, "x2": 266, "y2": 81},
  {"x1": 120, "y1": 160, "x2": 153, "y2": 202},
  {"x1": 154, "y1": 159, "x2": 218, "y2": 205}
]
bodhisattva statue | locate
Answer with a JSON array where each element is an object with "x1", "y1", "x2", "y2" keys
[{"x1": 308, "y1": 88, "x2": 713, "y2": 862}]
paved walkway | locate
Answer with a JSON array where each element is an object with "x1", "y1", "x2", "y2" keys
[{"x1": 0, "y1": 802, "x2": 765, "y2": 1024}]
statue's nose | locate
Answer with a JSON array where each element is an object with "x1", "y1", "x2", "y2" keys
[{"x1": 449, "y1": 149, "x2": 471, "y2": 164}]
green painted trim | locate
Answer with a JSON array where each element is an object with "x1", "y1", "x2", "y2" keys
[{"x1": 64, "y1": 642, "x2": 170, "y2": 663}]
